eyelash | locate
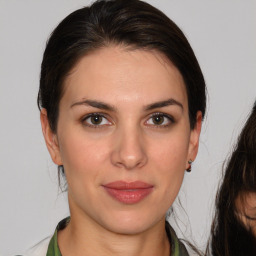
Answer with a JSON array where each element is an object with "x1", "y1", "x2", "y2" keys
[
  {"x1": 145, "y1": 112, "x2": 175, "y2": 128},
  {"x1": 81, "y1": 113, "x2": 112, "y2": 128},
  {"x1": 81, "y1": 112, "x2": 175, "y2": 128},
  {"x1": 245, "y1": 215, "x2": 256, "y2": 221}
]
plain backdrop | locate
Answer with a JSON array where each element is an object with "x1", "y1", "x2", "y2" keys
[{"x1": 0, "y1": 0, "x2": 255, "y2": 255}]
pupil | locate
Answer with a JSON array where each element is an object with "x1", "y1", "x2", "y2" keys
[
  {"x1": 153, "y1": 115, "x2": 164, "y2": 125},
  {"x1": 91, "y1": 115, "x2": 102, "y2": 125}
]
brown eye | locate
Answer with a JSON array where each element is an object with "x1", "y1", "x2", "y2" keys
[
  {"x1": 83, "y1": 114, "x2": 111, "y2": 127},
  {"x1": 90, "y1": 115, "x2": 102, "y2": 125},
  {"x1": 152, "y1": 115, "x2": 164, "y2": 125},
  {"x1": 145, "y1": 113, "x2": 174, "y2": 127}
]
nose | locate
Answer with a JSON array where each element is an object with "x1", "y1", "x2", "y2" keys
[{"x1": 111, "y1": 126, "x2": 148, "y2": 170}]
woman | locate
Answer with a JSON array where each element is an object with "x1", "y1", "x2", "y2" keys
[
  {"x1": 27, "y1": 0, "x2": 206, "y2": 255},
  {"x1": 208, "y1": 102, "x2": 256, "y2": 256}
]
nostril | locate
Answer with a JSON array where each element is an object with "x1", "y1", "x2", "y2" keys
[
  {"x1": 113, "y1": 153, "x2": 147, "y2": 170},
  {"x1": 110, "y1": 130, "x2": 148, "y2": 170},
  {"x1": 111, "y1": 147, "x2": 148, "y2": 170}
]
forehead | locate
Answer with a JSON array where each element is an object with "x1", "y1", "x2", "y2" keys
[{"x1": 62, "y1": 46, "x2": 188, "y2": 109}]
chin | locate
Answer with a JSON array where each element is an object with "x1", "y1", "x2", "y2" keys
[{"x1": 98, "y1": 210, "x2": 163, "y2": 235}]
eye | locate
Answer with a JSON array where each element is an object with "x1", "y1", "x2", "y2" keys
[
  {"x1": 245, "y1": 214, "x2": 256, "y2": 221},
  {"x1": 145, "y1": 113, "x2": 174, "y2": 127},
  {"x1": 82, "y1": 113, "x2": 112, "y2": 127}
]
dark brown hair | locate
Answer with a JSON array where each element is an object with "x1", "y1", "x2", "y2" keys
[
  {"x1": 207, "y1": 102, "x2": 256, "y2": 256},
  {"x1": 38, "y1": 0, "x2": 206, "y2": 133}
]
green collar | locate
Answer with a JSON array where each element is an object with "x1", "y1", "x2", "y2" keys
[
  {"x1": 46, "y1": 218, "x2": 70, "y2": 256},
  {"x1": 46, "y1": 217, "x2": 188, "y2": 256}
]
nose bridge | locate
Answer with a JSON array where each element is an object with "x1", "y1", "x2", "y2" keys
[{"x1": 111, "y1": 122, "x2": 147, "y2": 170}]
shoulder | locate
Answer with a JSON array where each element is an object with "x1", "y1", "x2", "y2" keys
[{"x1": 23, "y1": 236, "x2": 51, "y2": 256}]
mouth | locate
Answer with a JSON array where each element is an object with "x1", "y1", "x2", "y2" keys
[{"x1": 102, "y1": 181, "x2": 154, "y2": 204}]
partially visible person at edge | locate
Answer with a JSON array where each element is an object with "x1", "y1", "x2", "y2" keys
[
  {"x1": 23, "y1": 0, "x2": 207, "y2": 255},
  {"x1": 206, "y1": 101, "x2": 256, "y2": 256}
]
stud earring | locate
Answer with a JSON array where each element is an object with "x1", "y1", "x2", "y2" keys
[{"x1": 186, "y1": 159, "x2": 193, "y2": 172}]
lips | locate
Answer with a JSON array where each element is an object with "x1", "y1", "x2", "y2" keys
[{"x1": 102, "y1": 181, "x2": 153, "y2": 204}]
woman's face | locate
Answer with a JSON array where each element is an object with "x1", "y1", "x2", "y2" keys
[
  {"x1": 236, "y1": 192, "x2": 256, "y2": 236},
  {"x1": 41, "y1": 46, "x2": 201, "y2": 234}
]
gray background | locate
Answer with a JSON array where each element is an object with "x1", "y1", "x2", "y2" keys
[{"x1": 0, "y1": 0, "x2": 255, "y2": 255}]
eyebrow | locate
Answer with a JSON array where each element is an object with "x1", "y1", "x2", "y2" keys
[
  {"x1": 70, "y1": 98, "x2": 183, "y2": 112},
  {"x1": 70, "y1": 99, "x2": 116, "y2": 111},
  {"x1": 144, "y1": 98, "x2": 183, "y2": 111}
]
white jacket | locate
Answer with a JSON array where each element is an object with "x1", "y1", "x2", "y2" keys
[{"x1": 24, "y1": 237, "x2": 51, "y2": 256}]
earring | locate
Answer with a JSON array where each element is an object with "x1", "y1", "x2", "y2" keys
[
  {"x1": 58, "y1": 165, "x2": 65, "y2": 174},
  {"x1": 186, "y1": 159, "x2": 193, "y2": 172}
]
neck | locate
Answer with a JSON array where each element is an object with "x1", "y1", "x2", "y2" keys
[{"x1": 58, "y1": 210, "x2": 170, "y2": 256}]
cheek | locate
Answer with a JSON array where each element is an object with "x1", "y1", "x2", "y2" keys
[
  {"x1": 57, "y1": 128, "x2": 110, "y2": 181},
  {"x1": 148, "y1": 132, "x2": 190, "y2": 204},
  {"x1": 58, "y1": 133, "x2": 111, "y2": 208},
  {"x1": 150, "y1": 132, "x2": 190, "y2": 171}
]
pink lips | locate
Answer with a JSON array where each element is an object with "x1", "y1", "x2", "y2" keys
[{"x1": 102, "y1": 181, "x2": 153, "y2": 204}]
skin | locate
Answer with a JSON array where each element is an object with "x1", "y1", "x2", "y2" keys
[
  {"x1": 236, "y1": 192, "x2": 256, "y2": 236},
  {"x1": 41, "y1": 46, "x2": 202, "y2": 256}
]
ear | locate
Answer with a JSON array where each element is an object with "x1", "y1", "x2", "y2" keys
[
  {"x1": 40, "y1": 109, "x2": 63, "y2": 166},
  {"x1": 187, "y1": 111, "x2": 202, "y2": 168}
]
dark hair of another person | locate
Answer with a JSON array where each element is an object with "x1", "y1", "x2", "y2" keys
[
  {"x1": 37, "y1": 0, "x2": 206, "y2": 133},
  {"x1": 207, "y1": 102, "x2": 256, "y2": 256}
]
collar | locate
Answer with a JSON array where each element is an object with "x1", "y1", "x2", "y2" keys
[{"x1": 46, "y1": 217, "x2": 188, "y2": 256}]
